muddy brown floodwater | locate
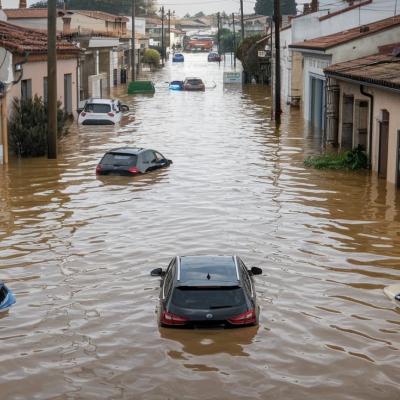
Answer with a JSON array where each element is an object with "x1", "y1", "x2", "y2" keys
[{"x1": 0, "y1": 54, "x2": 399, "y2": 399}]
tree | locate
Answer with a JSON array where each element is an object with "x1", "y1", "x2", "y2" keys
[
  {"x1": 254, "y1": 0, "x2": 297, "y2": 16},
  {"x1": 194, "y1": 11, "x2": 205, "y2": 18},
  {"x1": 30, "y1": 0, "x2": 157, "y2": 15}
]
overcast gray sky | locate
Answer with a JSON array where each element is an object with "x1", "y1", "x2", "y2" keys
[{"x1": 156, "y1": 0, "x2": 256, "y2": 17}]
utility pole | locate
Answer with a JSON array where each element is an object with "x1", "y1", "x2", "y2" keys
[
  {"x1": 47, "y1": 0, "x2": 57, "y2": 159},
  {"x1": 274, "y1": 0, "x2": 282, "y2": 124},
  {"x1": 160, "y1": 6, "x2": 165, "y2": 66},
  {"x1": 131, "y1": 0, "x2": 136, "y2": 81},
  {"x1": 240, "y1": 0, "x2": 245, "y2": 41},
  {"x1": 232, "y1": 13, "x2": 236, "y2": 68},
  {"x1": 167, "y1": 9, "x2": 171, "y2": 49},
  {"x1": 217, "y1": 12, "x2": 221, "y2": 56}
]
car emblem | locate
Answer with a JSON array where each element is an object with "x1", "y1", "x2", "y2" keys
[{"x1": 206, "y1": 313, "x2": 213, "y2": 319}]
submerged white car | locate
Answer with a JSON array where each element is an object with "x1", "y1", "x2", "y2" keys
[{"x1": 78, "y1": 98, "x2": 129, "y2": 125}]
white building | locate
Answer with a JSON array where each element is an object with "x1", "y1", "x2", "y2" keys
[
  {"x1": 279, "y1": 0, "x2": 400, "y2": 114},
  {"x1": 290, "y1": 16, "x2": 400, "y2": 130}
]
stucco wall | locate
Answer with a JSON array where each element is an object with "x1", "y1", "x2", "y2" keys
[
  {"x1": 8, "y1": 58, "x2": 78, "y2": 118},
  {"x1": 336, "y1": 80, "x2": 400, "y2": 185}
]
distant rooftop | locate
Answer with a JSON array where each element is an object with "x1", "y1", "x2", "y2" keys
[
  {"x1": 290, "y1": 15, "x2": 400, "y2": 51},
  {"x1": 3, "y1": 8, "x2": 128, "y2": 22}
]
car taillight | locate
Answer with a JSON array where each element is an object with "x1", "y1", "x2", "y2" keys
[
  {"x1": 161, "y1": 311, "x2": 189, "y2": 326},
  {"x1": 227, "y1": 309, "x2": 256, "y2": 325},
  {"x1": 128, "y1": 166, "x2": 139, "y2": 175},
  {"x1": 108, "y1": 112, "x2": 115, "y2": 117},
  {"x1": 81, "y1": 112, "x2": 86, "y2": 117},
  {"x1": 95, "y1": 164, "x2": 102, "y2": 174}
]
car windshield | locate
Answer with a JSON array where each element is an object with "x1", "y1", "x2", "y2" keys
[
  {"x1": 101, "y1": 153, "x2": 137, "y2": 166},
  {"x1": 171, "y1": 287, "x2": 245, "y2": 310},
  {"x1": 187, "y1": 79, "x2": 202, "y2": 85},
  {"x1": 84, "y1": 103, "x2": 111, "y2": 113}
]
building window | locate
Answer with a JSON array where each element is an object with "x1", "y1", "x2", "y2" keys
[{"x1": 21, "y1": 79, "x2": 32, "y2": 100}]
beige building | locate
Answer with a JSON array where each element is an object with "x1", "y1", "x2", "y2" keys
[
  {"x1": 0, "y1": 20, "x2": 80, "y2": 164},
  {"x1": 324, "y1": 45, "x2": 400, "y2": 186}
]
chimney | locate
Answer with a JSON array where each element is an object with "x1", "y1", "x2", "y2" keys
[
  {"x1": 311, "y1": 0, "x2": 319, "y2": 12},
  {"x1": 19, "y1": 0, "x2": 27, "y2": 8},
  {"x1": 62, "y1": 15, "x2": 72, "y2": 35}
]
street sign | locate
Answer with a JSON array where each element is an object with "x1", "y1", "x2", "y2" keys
[{"x1": 223, "y1": 71, "x2": 242, "y2": 84}]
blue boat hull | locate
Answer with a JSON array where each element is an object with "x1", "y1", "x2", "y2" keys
[{"x1": 0, "y1": 283, "x2": 16, "y2": 311}]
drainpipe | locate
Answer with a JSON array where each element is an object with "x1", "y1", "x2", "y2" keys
[{"x1": 360, "y1": 84, "x2": 373, "y2": 168}]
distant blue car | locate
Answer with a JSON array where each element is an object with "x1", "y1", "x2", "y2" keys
[
  {"x1": 169, "y1": 80, "x2": 184, "y2": 91},
  {"x1": 0, "y1": 282, "x2": 16, "y2": 312},
  {"x1": 172, "y1": 53, "x2": 184, "y2": 62}
]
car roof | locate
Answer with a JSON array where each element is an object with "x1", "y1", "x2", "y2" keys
[
  {"x1": 86, "y1": 98, "x2": 116, "y2": 104},
  {"x1": 176, "y1": 255, "x2": 240, "y2": 287},
  {"x1": 105, "y1": 147, "x2": 146, "y2": 155}
]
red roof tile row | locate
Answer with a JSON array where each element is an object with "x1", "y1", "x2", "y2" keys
[
  {"x1": 324, "y1": 52, "x2": 400, "y2": 90},
  {"x1": 0, "y1": 20, "x2": 80, "y2": 56}
]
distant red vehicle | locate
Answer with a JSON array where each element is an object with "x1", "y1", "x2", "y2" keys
[{"x1": 186, "y1": 38, "x2": 214, "y2": 52}]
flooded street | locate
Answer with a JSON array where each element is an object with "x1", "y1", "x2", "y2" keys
[{"x1": 1, "y1": 53, "x2": 399, "y2": 399}]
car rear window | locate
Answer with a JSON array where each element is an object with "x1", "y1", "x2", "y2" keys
[
  {"x1": 84, "y1": 103, "x2": 111, "y2": 113},
  {"x1": 171, "y1": 287, "x2": 245, "y2": 309},
  {"x1": 187, "y1": 79, "x2": 202, "y2": 85},
  {"x1": 101, "y1": 153, "x2": 137, "y2": 166}
]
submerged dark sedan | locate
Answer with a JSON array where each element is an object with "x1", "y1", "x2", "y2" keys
[
  {"x1": 96, "y1": 147, "x2": 172, "y2": 176},
  {"x1": 151, "y1": 255, "x2": 262, "y2": 328}
]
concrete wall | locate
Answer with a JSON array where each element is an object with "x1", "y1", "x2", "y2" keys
[
  {"x1": 7, "y1": 17, "x2": 47, "y2": 30},
  {"x1": 8, "y1": 58, "x2": 78, "y2": 117},
  {"x1": 336, "y1": 80, "x2": 400, "y2": 185}
]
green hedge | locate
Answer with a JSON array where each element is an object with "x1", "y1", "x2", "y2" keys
[{"x1": 9, "y1": 95, "x2": 68, "y2": 157}]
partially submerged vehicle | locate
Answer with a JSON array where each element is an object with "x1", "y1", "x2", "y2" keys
[
  {"x1": 169, "y1": 80, "x2": 184, "y2": 91},
  {"x1": 96, "y1": 147, "x2": 172, "y2": 176},
  {"x1": 183, "y1": 77, "x2": 205, "y2": 92},
  {"x1": 78, "y1": 98, "x2": 129, "y2": 125},
  {"x1": 172, "y1": 53, "x2": 184, "y2": 62},
  {"x1": 208, "y1": 52, "x2": 221, "y2": 62},
  {"x1": 151, "y1": 255, "x2": 262, "y2": 328},
  {"x1": 0, "y1": 282, "x2": 16, "y2": 312}
]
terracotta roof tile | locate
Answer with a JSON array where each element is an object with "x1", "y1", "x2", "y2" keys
[
  {"x1": 0, "y1": 20, "x2": 80, "y2": 56},
  {"x1": 324, "y1": 51, "x2": 400, "y2": 90},
  {"x1": 71, "y1": 10, "x2": 128, "y2": 23},
  {"x1": 290, "y1": 15, "x2": 400, "y2": 51},
  {"x1": 3, "y1": 8, "x2": 48, "y2": 19}
]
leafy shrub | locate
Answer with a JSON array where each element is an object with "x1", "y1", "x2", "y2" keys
[
  {"x1": 9, "y1": 95, "x2": 68, "y2": 157},
  {"x1": 142, "y1": 48, "x2": 161, "y2": 66},
  {"x1": 304, "y1": 146, "x2": 368, "y2": 170}
]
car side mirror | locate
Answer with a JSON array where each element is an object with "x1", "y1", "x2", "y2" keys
[
  {"x1": 249, "y1": 267, "x2": 262, "y2": 275},
  {"x1": 120, "y1": 104, "x2": 129, "y2": 112},
  {"x1": 151, "y1": 268, "x2": 164, "y2": 277}
]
